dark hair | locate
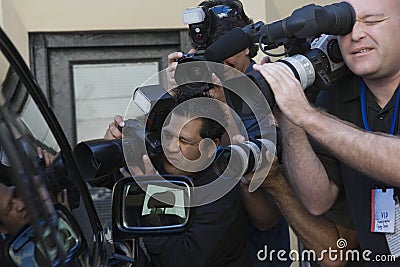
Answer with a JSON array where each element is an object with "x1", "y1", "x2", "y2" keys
[
  {"x1": 0, "y1": 164, "x2": 13, "y2": 186},
  {"x1": 172, "y1": 97, "x2": 228, "y2": 141},
  {"x1": 0, "y1": 170, "x2": 11, "y2": 226},
  {"x1": 198, "y1": 0, "x2": 258, "y2": 58}
]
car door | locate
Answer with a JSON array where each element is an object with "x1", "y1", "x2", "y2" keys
[{"x1": 0, "y1": 26, "x2": 108, "y2": 267}]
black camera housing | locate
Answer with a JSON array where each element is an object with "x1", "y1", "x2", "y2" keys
[
  {"x1": 175, "y1": 53, "x2": 211, "y2": 89},
  {"x1": 174, "y1": 53, "x2": 225, "y2": 100}
]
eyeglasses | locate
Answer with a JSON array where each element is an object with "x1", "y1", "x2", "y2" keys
[{"x1": 208, "y1": 5, "x2": 238, "y2": 19}]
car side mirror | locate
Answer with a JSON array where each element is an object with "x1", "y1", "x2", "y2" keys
[
  {"x1": 7, "y1": 203, "x2": 85, "y2": 267},
  {"x1": 112, "y1": 175, "x2": 193, "y2": 240}
]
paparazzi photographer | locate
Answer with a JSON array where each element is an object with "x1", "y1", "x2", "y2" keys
[
  {"x1": 106, "y1": 97, "x2": 250, "y2": 267},
  {"x1": 0, "y1": 147, "x2": 54, "y2": 237},
  {"x1": 168, "y1": 0, "x2": 266, "y2": 135},
  {"x1": 0, "y1": 181, "x2": 30, "y2": 267},
  {"x1": 0, "y1": 182, "x2": 28, "y2": 236},
  {"x1": 0, "y1": 148, "x2": 67, "y2": 267},
  {"x1": 166, "y1": 1, "x2": 290, "y2": 266},
  {"x1": 254, "y1": 0, "x2": 400, "y2": 264}
]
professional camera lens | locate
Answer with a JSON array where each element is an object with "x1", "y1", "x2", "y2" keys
[
  {"x1": 321, "y1": 2, "x2": 356, "y2": 36},
  {"x1": 213, "y1": 144, "x2": 255, "y2": 178},
  {"x1": 188, "y1": 62, "x2": 209, "y2": 81},
  {"x1": 74, "y1": 138, "x2": 125, "y2": 180},
  {"x1": 213, "y1": 139, "x2": 275, "y2": 178},
  {"x1": 174, "y1": 58, "x2": 226, "y2": 101},
  {"x1": 175, "y1": 60, "x2": 212, "y2": 86},
  {"x1": 71, "y1": 119, "x2": 147, "y2": 180},
  {"x1": 276, "y1": 54, "x2": 315, "y2": 90}
]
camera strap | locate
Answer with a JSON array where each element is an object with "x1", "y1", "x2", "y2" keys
[
  {"x1": 360, "y1": 80, "x2": 400, "y2": 135},
  {"x1": 361, "y1": 81, "x2": 400, "y2": 195},
  {"x1": 361, "y1": 81, "x2": 400, "y2": 241}
]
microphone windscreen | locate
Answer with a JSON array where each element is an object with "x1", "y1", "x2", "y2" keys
[{"x1": 204, "y1": 28, "x2": 250, "y2": 62}]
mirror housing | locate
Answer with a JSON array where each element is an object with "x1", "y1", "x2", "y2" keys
[
  {"x1": 112, "y1": 175, "x2": 193, "y2": 240},
  {"x1": 7, "y1": 203, "x2": 86, "y2": 267}
]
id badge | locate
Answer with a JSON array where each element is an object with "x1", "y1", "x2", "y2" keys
[
  {"x1": 386, "y1": 203, "x2": 400, "y2": 259},
  {"x1": 371, "y1": 188, "x2": 395, "y2": 233}
]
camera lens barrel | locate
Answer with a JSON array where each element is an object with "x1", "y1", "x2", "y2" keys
[
  {"x1": 276, "y1": 55, "x2": 315, "y2": 90},
  {"x1": 322, "y1": 2, "x2": 356, "y2": 36},
  {"x1": 74, "y1": 139, "x2": 125, "y2": 180},
  {"x1": 175, "y1": 56, "x2": 213, "y2": 85},
  {"x1": 214, "y1": 144, "x2": 250, "y2": 178},
  {"x1": 213, "y1": 139, "x2": 275, "y2": 178}
]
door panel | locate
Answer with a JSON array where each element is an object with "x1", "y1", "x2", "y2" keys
[{"x1": 30, "y1": 30, "x2": 191, "y2": 145}]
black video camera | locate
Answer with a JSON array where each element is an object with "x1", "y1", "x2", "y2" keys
[
  {"x1": 174, "y1": 55, "x2": 225, "y2": 101},
  {"x1": 175, "y1": 5, "x2": 216, "y2": 90},
  {"x1": 174, "y1": 4, "x2": 242, "y2": 98},
  {"x1": 200, "y1": 2, "x2": 356, "y2": 106},
  {"x1": 244, "y1": 34, "x2": 350, "y2": 106}
]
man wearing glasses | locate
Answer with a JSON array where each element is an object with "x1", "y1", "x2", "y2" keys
[
  {"x1": 167, "y1": 1, "x2": 290, "y2": 266},
  {"x1": 126, "y1": 98, "x2": 251, "y2": 267}
]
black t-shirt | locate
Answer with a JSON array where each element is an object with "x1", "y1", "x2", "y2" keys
[
  {"x1": 141, "y1": 165, "x2": 250, "y2": 267},
  {"x1": 314, "y1": 73, "x2": 400, "y2": 265}
]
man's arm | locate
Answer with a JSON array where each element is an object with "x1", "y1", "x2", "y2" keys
[
  {"x1": 252, "y1": 63, "x2": 340, "y2": 214},
  {"x1": 238, "y1": 138, "x2": 282, "y2": 230},
  {"x1": 254, "y1": 63, "x2": 400, "y2": 188},
  {"x1": 303, "y1": 109, "x2": 400, "y2": 186},
  {"x1": 280, "y1": 117, "x2": 340, "y2": 215},
  {"x1": 240, "y1": 181, "x2": 281, "y2": 231},
  {"x1": 248, "y1": 158, "x2": 358, "y2": 267},
  {"x1": 267, "y1": 175, "x2": 358, "y2": 267}
]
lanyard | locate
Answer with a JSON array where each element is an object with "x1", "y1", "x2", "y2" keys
[{"x1": 360, "y1": 81, "x2": 400, "y2": 134}]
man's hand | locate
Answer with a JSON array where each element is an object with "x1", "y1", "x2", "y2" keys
[
  {"x1": 208, "y1": 73, "x2": 227, "y2": 103},
  {"x1": 167, "y1": 51, "x2": 183, "y2": 94},
  {"x1": 253, "y1": 63, "x2": 315, "y2": 127},
  {"x1": 167, "y1": 49, "x2": 196, "y2": 95},
  {"x1": 129, "y1": 155, "x2": 157, "y2": 176},
  {"x1": 104, "y1": 115, "x2": 124, "y2": 140},
  {"x1": 36, "y1": 147, "x2": 55, "y2": 167}
]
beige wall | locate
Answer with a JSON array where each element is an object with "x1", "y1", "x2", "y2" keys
[
  {"x1": 265, "y1": 0, "x2": 334, "y2": 21},
  {"x1": 10, "y1": 0, "x2": 335, "y2": 32},
  {"x1": 11, "y1": 0, "x2": 266, "y2": 32},
  {"x1": 0, "y1": 0, "x2": 28, "y2": 62},
  {"x1": 1, "y1": 0, "x2": 335, "y2": 63}
]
